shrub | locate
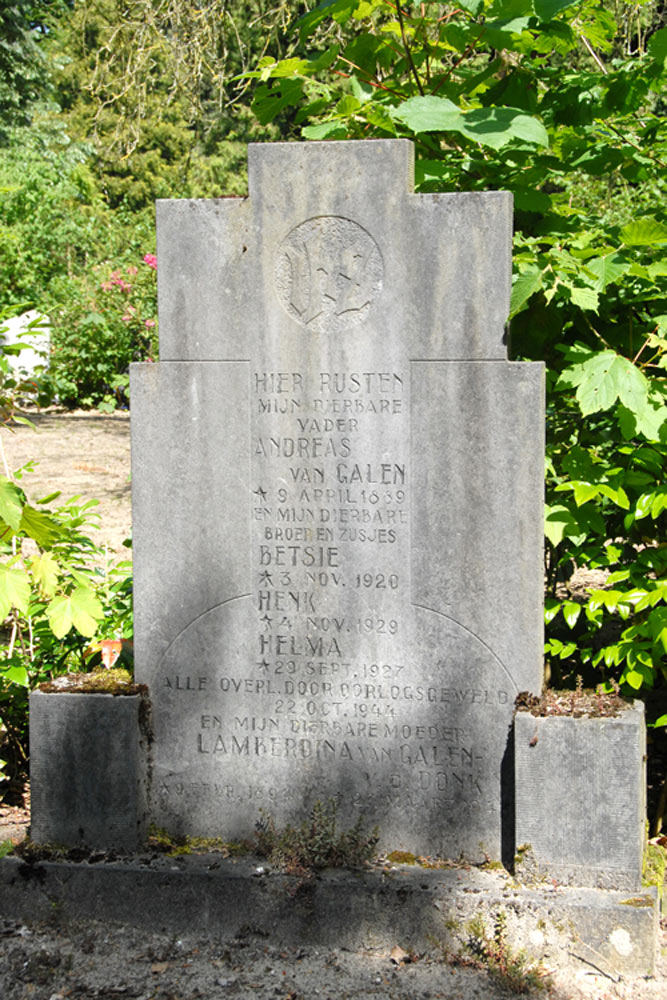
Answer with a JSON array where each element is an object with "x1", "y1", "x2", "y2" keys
[{"x1": 0, "y1": 470, "x2": 132, "y2": 789}]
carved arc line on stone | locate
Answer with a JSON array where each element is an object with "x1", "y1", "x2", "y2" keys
[
  {"x1": 155, "y1": 594, "x2": 251, "y2": 672},
  {"x1": 411, "y1": 602, "x2": 518, "y2": 691}
]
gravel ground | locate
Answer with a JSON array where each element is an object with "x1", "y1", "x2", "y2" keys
[{"x1": 0, "y1": 912, "x2": 665, "y2": 1000}]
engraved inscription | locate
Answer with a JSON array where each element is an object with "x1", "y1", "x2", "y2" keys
[
  {"x1": 275, "y1": 217, "x2": 383, "y2": 333},
  {"x1": 155, "y1": 361, "x2": 513, "y2": 851}
]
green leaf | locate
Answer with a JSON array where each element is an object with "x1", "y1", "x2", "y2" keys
[
  {"x1": 617, "y1": 399, "x2": 667, "y2": 442},
  {"x1": 544, "y1": 596, "x2": 560, "y2": 623},
  {"x1": 562, "y1": 600, "x2": 581, "y2": 628},
  {"x1": 597, "y1": 484, "x2": 630, "y2": 509},
  {"x1": 459, "y1": 0, "x2": 484, "y2": 13},
  {"x1": 649, "y1": 607, "x2": 667, "y2": 653},
  {"x1": 393, "y1": 98, "x2": 548, "y2": 149},
  {"x1": 648, "y1": 27, "x2": 667, "y2": 63},
  {"x1": 393, "y1": 96, "x2": 463, "y2": 133},
  {"x1": 349, "y1": 76, "x2": 373, "y2": 103},
  {"x1": 636, "y1": 492, "x2": 654, "y2": 519},
  {"x1": 0, "y1": 563, "x2": 31, "y2": 619},
  {"x1": 251, "y1": 79, "x2": 304, "y2": 126},
  {"x1": 70, "y1": 586, "x2": 104, "y2": 636},
  {"x1": 624, "y1": 668, "x2": 649, "y2": 691},
  {"x1": 335, "y1": 94, "x2": 361, "y2": 115},
  {"x1": 19, "y1": 505, "x2": 61, "y2": 547},
  {"x1": 566, "y1": 351, "x2": 649, "y2": 417},
  {"x1": 510, "y1": 267, "x2": 543, "y2": 316},
  {"x1": 46, "y1": 594, "x2": 73, "y2": 638},
  {"x1": 302, "y1": 120, "x2": 348, "y2": 140},
  {"x1": 46, "y1": 586, "x2": 105, "y2": 639},
  {"x1": 569, "y1": 285, "x2": 599, "y2": 312},
  {"x1": 621, "y1": 218, "x2": 667, "y2": 246},
  {"x1": 586, "y1": 252, "x2": 630, "y2": 292},
  {"x1": 545, "y1": 503, "x2": 580, "y2": 547},
  {"x1": 0, "y1": 663, "x2": 29, "y2": 687},
  {"x1": 571, "y1": 481, "x2": 598, "y2": 505},
  {"x1": 462, "y1": 107, "x2": 549, "y2": 148},
  {"x1": 30, "y1": 551, "x2": 59, "y2": 596},
  {"x1": 0, "y1": 477, "x2": 24, "y2": 533},
  {"x1": 533, "y1": 0, "x2": 583, "y2": 18}
]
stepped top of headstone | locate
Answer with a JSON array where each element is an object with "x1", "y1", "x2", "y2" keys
[{"x1": 156, "y1": 139, "x2": 512, "y2": 362}]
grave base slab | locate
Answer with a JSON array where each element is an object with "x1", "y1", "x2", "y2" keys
[{"x1": 0, "y1": 855, "x2": 658, "y2": 978}]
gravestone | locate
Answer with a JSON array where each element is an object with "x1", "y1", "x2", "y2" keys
[
  {"x1": 515, "y1": 704, "x2": 646, "y2": 889},
  {"x1": 30, "y1": 691, "x2": 148, "y2": 850},
  {"x1": 131, "y1": 139, "x2": 544, "y2": 860}
]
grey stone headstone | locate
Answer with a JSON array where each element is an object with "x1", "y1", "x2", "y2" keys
[
  {"x1": 514, "y1": 704, "x2": 646, "y2": 889},
  {"x1": 131, "y1": 139, "x2": 544, "y2": 859},
  {"x1": 30, "y1": 691, "x2": 148, "y2": 850}
]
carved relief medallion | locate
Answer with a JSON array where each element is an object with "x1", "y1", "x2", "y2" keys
[{"x1": 275, "y1": 216, "x2": 383, "y2": 333}]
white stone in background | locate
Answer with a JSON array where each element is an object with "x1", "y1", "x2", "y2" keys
[{"x1": 0, "y1": 310, "x2": 50, "y2": 378}]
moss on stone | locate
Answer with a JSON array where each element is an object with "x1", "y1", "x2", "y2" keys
[
  {"x1": 642, "y1": 841, "x2": 666, "y2": 900},
  {"x1": 386, "y1": 850, "x2": 417, "y2": 864},
  {"x1": 39, "y1": 668, "x2": 141, "y2": 695}
]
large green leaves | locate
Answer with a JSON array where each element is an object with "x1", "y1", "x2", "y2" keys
[
  {"x1": 0, "y1": 477, "x2": 23, "y2": 532},
  {"x1": 533, "y1": 0, "x2": 583, "y2": 19},
  {"x1": 510, "y1": 267, "x2": 543, "y2": 317},
  {"x1": 0, "y1": 563, "x2": 30, "y2": 620},
  {"x1": 621, "y1": 218, "x2": 667, "y2": 247},
  {"x1": 393, "y1": 96, "x2": 549, "y2": 149},
  {"x1": 46, "y1": 586, "x2": 104, "y2": 639},
  {"x1": 559, "y1": 349, "x2": 650, "y2": 418}
]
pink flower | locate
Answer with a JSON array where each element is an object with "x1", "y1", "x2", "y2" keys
[
  {"x1": 100, "y1": 281, "x2": 113, "y2": 292},
  {"x1": 143, "y1": 253, "x2": 157, "y2": 270},
  {"x1": 145, "y1": 319, "x2": 156, "y2": 328},
  {"x1": 121, "y1": 315, "x2": 132, "y2": 323}
]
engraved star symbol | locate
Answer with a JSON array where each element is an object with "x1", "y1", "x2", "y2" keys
[
  {"x1": 260, "y1": 614, "x2": 272, "y2": 631},
  {"x1": 258, "y1": 571, "x2": 273, "y2": 586},
  {"x1": 254, "y1": 486, "x2": 268, "y2": 500},
  {"x1": 257, "y1": 659, "x2": 271, "y2": 672}
]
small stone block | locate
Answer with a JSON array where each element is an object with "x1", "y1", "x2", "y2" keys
[
  {"x1": 30, "y1": 691, "x2": 148, "y2": 850},
  {"x1": 514, "y1": 704, "x2": 646, "y2": 889}
]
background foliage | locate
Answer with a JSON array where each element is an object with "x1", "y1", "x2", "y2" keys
[
  {"x1": 0, "y1": 0, "x2": 666, "y2": 794},
  {"x1": 247, "y1": 0, "x2": 667, "y2": 718}
]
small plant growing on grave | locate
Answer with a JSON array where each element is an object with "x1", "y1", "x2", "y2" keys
[
  {"x1": 147, "y1": 825, "x2": 248, "y2": 858},
  {"x1": 465, "y1": 911, "x2": 552, "y2": 995},
  {"x1": 0, "y1": 471, "x2": 132, "y2": 790},
  {"x1": 253, "y1": 798, "x2": 379, "y2": 875}
]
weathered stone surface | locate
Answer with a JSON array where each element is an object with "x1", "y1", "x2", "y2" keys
[
  {"x1": 131, "y1": 139, "x2": 544, "y2": 859},
  {"x1": 0, "y1": 856, "x2": 658, "y2": 977},
  {"x1": 514, "y1": 704, "x2": 646, "y2": 889},
  {"x1": 29, "y1": 692, "x2": 148, "y2": 850}
]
